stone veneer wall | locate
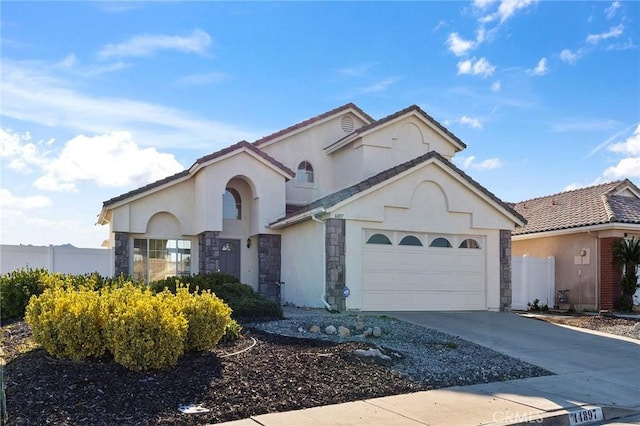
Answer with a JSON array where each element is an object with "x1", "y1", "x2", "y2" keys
[
  {"x1": 325, "y1": 218, "x2": 346, "y2": 312},
  {"x1": 198, "y1": 231, "x2": 220, "y2": 274},
  {"x1": 114, "y1": 232, "x2": 130, "y2": 277},
  {"x1": 499, "y1": 229, "x2": 512, "y2": 312},
  {"x1": 258, "y1": 234, "x2": 281, "y2": 303}
]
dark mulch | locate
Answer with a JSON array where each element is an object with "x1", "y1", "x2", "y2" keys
[{"x1": 2, "y1": 321, "x2": 422, "y2": 425}]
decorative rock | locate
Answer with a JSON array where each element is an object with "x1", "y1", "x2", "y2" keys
[
  {"x1": 338, "y1": 326, "x2": 351, "y2": 337},
  {"x1": 633, "y1": 322, "x2": 640, "y2": 332},
  {"x1": 373, "y1": 326, "x2": 382, "y2": 337},
  {"x1": 298, "y1": 327, "x2": 305, "y2": 333},
  {"x1": 363, "y1": 327, "x2": 373, "y2": 337},
  {"x1": 355, "y1": 321, "x2": 365, "y2": 331},
  {"x1": 632, "y1": 305, "x2": 640, "y2": 314},
  {"x1": 325, "y1": 325, "x2": 337, "y2": 335},
  {"x1": 353, "y1": 348, "x2": 391, "y2": 361},
  {"x1": 309, "y1": 325, "x2": 321, "y2": 333}
]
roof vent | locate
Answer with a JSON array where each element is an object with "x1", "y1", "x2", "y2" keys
[{"x1": 341, "y1": 115, "x2": 355, "y2": 133}]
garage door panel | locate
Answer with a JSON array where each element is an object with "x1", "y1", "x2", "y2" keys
[{"x1": 362, "y1": 233, "x2": 486, "y2": 311}]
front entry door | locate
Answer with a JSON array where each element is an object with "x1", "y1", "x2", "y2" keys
[{"x1": 219, "y1": 239, "x2": 241, "y2": 279}]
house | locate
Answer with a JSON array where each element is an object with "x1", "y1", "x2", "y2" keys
[
  {"x1": 511, "y1": 180, "x2": 640, "y2": 311},
  {"x1": 98, "y1": 103, "x2": 526, "y2": 312}
]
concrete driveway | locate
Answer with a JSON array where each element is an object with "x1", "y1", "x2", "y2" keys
[{"x1": 388, "y1": 311, "x2": 640, "y2": 412}]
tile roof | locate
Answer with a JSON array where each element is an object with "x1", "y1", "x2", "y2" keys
[
  {"x1": 102, "y1": 141, "x2": 294, "y2": 207},
  {"x1": 325, "y1": 104, "x2": 467, "y2": 151},
  {"x1": 253, "y1": 102, "x2": 374, "y2": 147},
  {"x1": 271, "y1": 150, "x2": 524, "y2": 226},
  {"x1": 511, "y1": 179, "x2": 640, "y2": 235}
]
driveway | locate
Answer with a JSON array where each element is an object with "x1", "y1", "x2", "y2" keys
[{"x1": 387, "y1": 311, "x2": 640, "y2": 410}]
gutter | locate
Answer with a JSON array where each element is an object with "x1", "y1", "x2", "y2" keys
[{"x1": 270, "y1": 207, "x2": 326, "y2": 230}]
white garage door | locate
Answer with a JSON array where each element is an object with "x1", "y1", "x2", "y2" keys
[{"x1": 361, "y1": 232, "x2": 486, "y2": 311}]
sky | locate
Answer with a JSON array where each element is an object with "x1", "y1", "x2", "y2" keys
[{"x1": 1, "y1": 1, "x2": 639, "y2": 248}]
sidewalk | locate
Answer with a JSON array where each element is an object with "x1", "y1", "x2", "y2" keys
[{"x1": 214, "y1": 311, "x2": 640, "y2": 425}]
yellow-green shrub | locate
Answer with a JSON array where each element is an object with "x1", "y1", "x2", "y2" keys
[
  {"x1": 25, "y1": 286, "x2": 105, "y2": 360},
  {"x1": 101, "y1": 284, "x2": 187, "y2": 371},
  {"x1": 175, "y1": 286, "x2": 232, "y2": 352}
]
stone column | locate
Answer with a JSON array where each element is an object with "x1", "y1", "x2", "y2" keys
[
  {"x1": 499, "y1": 229, "x2": 512, "y2": 312},
  {"x1": 114, "y1": 232, "x2": 130, "y2": 278},
  {"x1": 198, "y1": 231, "x2": 220, "y2": 274},
  {"x1": 325, "y1": 218, "x2": 346, "y2": 312},
  {"x1": 258, "y1": 234, "x2": 281, "y2": 303}
]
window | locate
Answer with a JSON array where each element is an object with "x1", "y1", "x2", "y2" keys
[
  {"x1": 367, "y1": 233, "x2": 392, "y2": 245},
  {"x1": 459, "y1": 238, "x2": 481, "y2": 249},
  {"x1": 133, "y1": 238, "x2": 191, "y2": 283},
  {"x1": 430, "y1": 237, "x2": 452, "y2": 248},
  {"x1": 223, "y1": 188, "x2": 241, "y2": 219},
  {"x1": 296, "y1": 161, "x2": 314, "y2": 184},
  {"x1": 399, "y1": 235, "x2": 423, "y2": 246},
  {"x1": 221, "y1": 242, "x2": 235, "y2": 251}
]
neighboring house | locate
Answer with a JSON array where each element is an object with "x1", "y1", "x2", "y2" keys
[
  {"x1": 511, "y1": 180, "x2": 640, "y2": 311},
  {"x1": 98, "y1": 103, "x2": 525, "y2": 312}
]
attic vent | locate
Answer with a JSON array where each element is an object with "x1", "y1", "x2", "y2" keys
[{"x1": 341, "y1": 115, "x2": 355, "y2": 133}]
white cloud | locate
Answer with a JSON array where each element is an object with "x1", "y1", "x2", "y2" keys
[
  {"x1": 491, "y1": 80, "x2": 501, "y2": 92},
  {"x1": 608, "y1": 124, "x2": 640, "y2": 156},
  {"x1": 553, "y1": 119, "x2": 617, "y2": 132},
  {"x1": 559, "y1": 48, "x2": 580, "y2": 65},
  {"x1": 98, "y1": 29, "x2": 211, "y2": 59},
  {"x1": 603, "y1": 124, "x2": 640, "y2": 179},
  {"x1": 479, "y1": 0, "x2": 538, "y2": 24},
  {"x1": 447, "y1": 32, "x2": 477, "y2": 56},
  {"x1": 473, "y1": 0, "x2": 497, "y2": 10},
  {"x1": 33, "y1": 131, "x2": 185, "y2": 192},
  {"x1": 0, "y1": 188, "x2": 52, "y2": 210},
  {"x1": 459, "y1": 115, "x2": 483, "y2": 129},
  {"x1": 0, "y1": 128, "x2": 52, "y2": 172},
  {"x1": 456, "y1": 155, "x2": 503, "y2": 170},
  {"x1": 457, "y1": 57, "x2": 496, "y2": 78},
  {"x1": 1, "y1": 59, "x2": 256, "y2": 150},
  {"x1": 529, "y1": 57, "x2": 548, "y2": 76},
  {"x1": 605, "y1": 1, "x2": 621, "y2": 19},
  {"x1": 586, "y1": 24, "x2": 624, "y2": 44},
  {"x1": 606, "y1": 39, "x2": 637, "y2": 51}
]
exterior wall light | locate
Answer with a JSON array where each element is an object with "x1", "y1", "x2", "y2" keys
[{"x1": 247, "y1": 238, "x2": 251, "y2": 248}]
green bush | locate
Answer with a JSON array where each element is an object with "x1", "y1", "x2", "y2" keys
[
  {"x1": 25, "y1": 286, "x2": 105, "y2": 360},
  {"x1": 221, "y1": 319, "x2": 243, "y2": 343},
  {"x1": 150, "y1": 273, "x2": 282, "y2": 319},
  {"x1": 101, "y1": 284, "x2": 188, "y2": 371},
  {"x1": 174, "y1": 286, "x2": 232, "y2": 352},
  {"x1": 0, "y1": 268, "x2": 47, "y2": 320}
]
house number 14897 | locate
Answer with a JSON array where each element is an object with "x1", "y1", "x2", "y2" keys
[{"x1": 568, "y1": 407, "x2": 603, "y2": 425}]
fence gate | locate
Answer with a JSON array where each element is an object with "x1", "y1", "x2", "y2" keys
[{"x1": 511, "y1": 255, "x2": 555, "y2": 311}]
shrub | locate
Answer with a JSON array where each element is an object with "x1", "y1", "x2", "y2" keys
[
  {"x1": 101, "y1": 284, "x2": 188, "y2": 371},
  {"x1": 221, "y1": 319, "x2": 243, "y2": 343},
  {"x1": 150, "y1": 273, "x2": 282, "y2": 319},
  {"x1": 25, "y1": 286, "x2": 105, "y2": 360},
  {"x1": 174, "y1": 286, "x2": 232, "y2": 352},
  {"x1": 0, "y1": 268, "x2": 47, "y2": 320}
]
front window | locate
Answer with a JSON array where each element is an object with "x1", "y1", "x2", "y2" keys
[
  {"x1": 296, "y1": 161, "x2": 314, "y2": 184},
  {"x1": 223, "y1": 188, "x2": 241, "y2": 219},
  {"x1": 133, "y1": 238, "x2": 191, "y2": 283}
]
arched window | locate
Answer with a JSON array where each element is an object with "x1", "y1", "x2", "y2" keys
[
  {"x1": 399, "y1": 236, "x2": 423, "y2": 246},
  {"x1": 459, "y1": 239, "x2": 481, "y2": 249},
  {"x1": 430, "y1": 237, "x2": 452, "y2": 248},
  {"x1": 366, "y1": 233, "x2": 392, "y2": 245},
  {"x1": 223, "y1": 188, "x2": 241, "y2": 220},
  {"x1": 296, "y1": 161, "x2": 314, "y2": 184}
]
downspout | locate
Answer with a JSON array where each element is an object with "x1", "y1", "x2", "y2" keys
[{"x1": 311, "y1": 214, "x2": 332, "y2": 311}]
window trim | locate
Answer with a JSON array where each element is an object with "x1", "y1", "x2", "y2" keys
[
  {"x1": 366, "y1": 233, "x2": 393, "y2": 245},
  {"x1": 133, "y1": 237, "x2": 192, "y2": 283},
  {"x1": 295, "y1": 160, "x2": 315, "y2": 187}
]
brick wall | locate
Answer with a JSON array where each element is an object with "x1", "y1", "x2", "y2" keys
[{"x1": 600, "y1": 237, "x2": 622, "y2": 310}]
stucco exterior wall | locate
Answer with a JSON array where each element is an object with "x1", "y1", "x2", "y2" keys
[
  {"x1": 279, "y1": 219, "x2": 325, "y2": 307},
  {"x1": 512, "y1": 232, "x2": 599, "y2": 310}
]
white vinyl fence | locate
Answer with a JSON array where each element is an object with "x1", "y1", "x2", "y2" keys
[
  {"x1": 511, "y1": 255, "x2": 555, "y2": 311},
  {"x1": 0, "y1": 245, "x2": 114, "y2": 277}
]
